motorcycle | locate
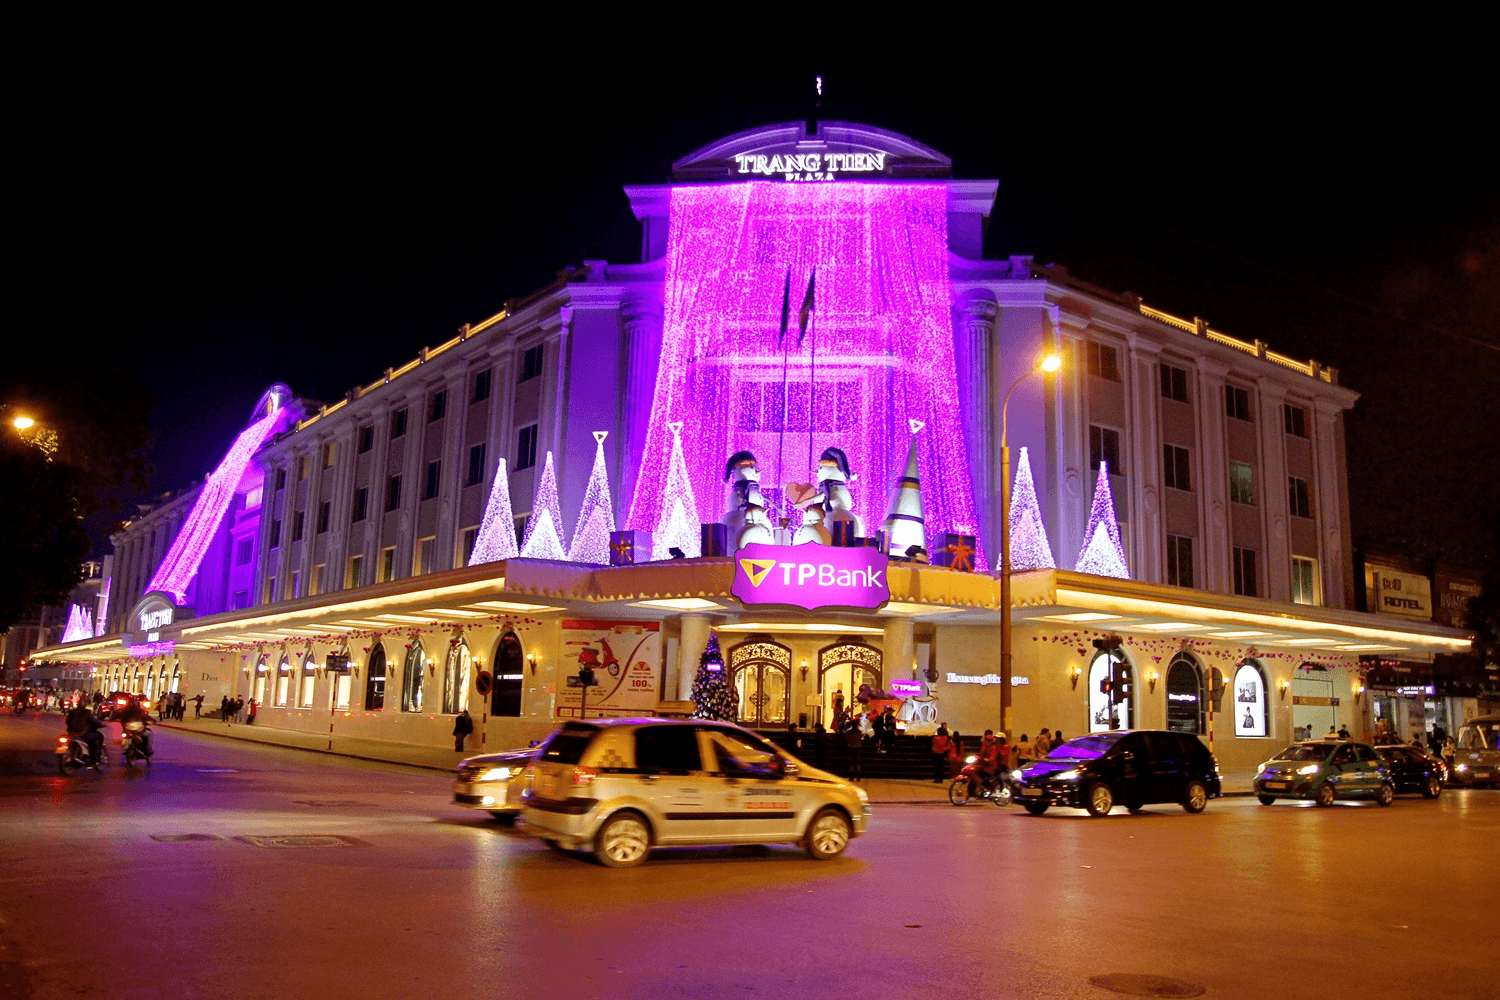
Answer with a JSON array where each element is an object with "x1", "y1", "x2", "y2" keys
[
  {"x1": 57, "y1": 732, "x2": 108, "y2": 775},
  {"x1": 949, "y1": 754, "x2": 1014, "y2": 806},
  {"x1": 121, "y1": 721, "x2": 154, "y2": 766}
]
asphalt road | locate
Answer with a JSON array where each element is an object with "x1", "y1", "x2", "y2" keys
[{"x1": 1, "y1": 713, "x2": 1495, "y2": 1000}]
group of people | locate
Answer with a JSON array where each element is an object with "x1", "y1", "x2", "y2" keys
[
  {"x1": 928, "y1": 726, "x2": 1067, "y2": 783},
  {"x1": 219, "y1": 695, "x2": 258, "y2": 724},
  {"x1": 154, "y1": 692, "x2": 191, "y2": 720}
]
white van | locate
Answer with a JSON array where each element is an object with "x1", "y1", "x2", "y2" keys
[{"x1": 1453, "y1": 715, "x2": 1500, "y2": 788}]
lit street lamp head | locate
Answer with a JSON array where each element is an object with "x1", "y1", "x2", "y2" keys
[
  {"x1": 12, "y1": 416, "x2": 35, "y2": 430},
  {"x1": 1039, "y1": 354, "x2": 1062, "y2": 373}
]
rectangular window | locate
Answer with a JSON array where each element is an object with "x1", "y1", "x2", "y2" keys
[
  {"x1": 317, "y1": 501, "x2": 331, "y2": 533},
  {"x1": 1283, "y1": 403, "x2": 1309, "y2": 438},
  {"x1": 1291, "y1": 556, "x2": 1319, "y2": 605},
  {"x1": 269, "y1": 519, "x2": 282, "y2": 549},
  {"x1": 472, "y1": 369, "x2": 492, "y2": 404},
  {"x1": 1086, "y1": 341, "x2": 1121, "y2": 382},
  {"x1": 516, "y1": 424, "x2": 539, "y2": 471},
  {"x1": 1225, "y1": 385, "x2": 1252, "y2": 422},
  {"x1": 386, "y1": 475, "x2": 402, "y2": 512},
  {"x1": 379, "y1": 546, "x2": 396, "y2": 583},
  {"x1": 424, "y1": 460, "x2": 441, "y2": 500},
  {"x1": 351, "y1": 487, "x2": 368, "y2": 523},
  {"x1": 263, "y1": 577, "x2": 276, "y2": 603},
  {"x1": 297, "y1": 455, "x2": 309, "y2": 480},
  {"x1": 520, "y1": 344, "x2": 544, "y2": 382},
  {"x1": 1230, "y1": 462, "x2": 1255, "y2": 505},
  {"x1": 467, "y1": 443, "x2": 486, "y2": 487},
  {"x1": 346, "y1": 554, "x2": 364, "y2": 589},
  {"x1": 235, "y1": 537, "x2": 254, "y2": 566},
  {"x1": 1089, "y1": 425, "x2": 1121, "y2": 474},
  {"x1": 323, "y1": 442, "x2": 336, "y2": 468},
  {"x1": 290, "y1": 569, "x2": 301, "y2": 599},
  {"x1": 1287, "y1": 476, "x2": 1312, "y2": 519},
  {"x1": 310, "y1": 564, "x2": 323, "y2": 597},
  {"x1": 292, "y1": 511, "x2": 305, "y2": 542},
  {"x1": 358, "y1": 425, "x2": 374, "y2": 453},
  {"x1": 275, "y1": 468, "x2": 287, "y2": 492},
  {"x1": 1159, "y1": 364, "x2": 1189, "y2": 402},
  {"x1": 414, "y1": 536, "x2": 436, "y2": 576},
  {"x1": 232, "y1": 590, "x2": 250, "y2": 611},
  {"x1": 460, "y1": 526, "x2": 479, "y2": 566},
  {"x1": 390, "y1": 408, "x2": 408, "y2": 440},
  {"x1": 1166, "y1": 535, "x2": 1194, "y2": 588},
  {"x1": 428, "y1": 391, "x2": 447, "y2": 423},
  {"x1": 1163, "y1": 444, "x2": 1192, "y2": 491},
  {"x1": 1232, "y1": 547, "x2": 1258, "y2": 597}
]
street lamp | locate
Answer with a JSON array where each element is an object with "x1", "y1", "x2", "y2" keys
[
  {"x1": 999, "y1": 352, "x2": 1062, "y2": 736},
  {"x1": 13, "y1": 416, "x2": 35, "y2": 430}
]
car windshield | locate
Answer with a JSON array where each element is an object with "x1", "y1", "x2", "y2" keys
[
  {"x1": 538, "y1": 724, "x2": 598, "y2": 765},
  {"x1": 1048, "y1": 733, "x2": 1125, "y2": 760},
  {"x1": 1273, "y1": 744, "x2": 1330, "y2": 762}
]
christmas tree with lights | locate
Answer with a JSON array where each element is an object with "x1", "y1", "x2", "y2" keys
[
  {"x1": 520, "y1": 451, "x2": 569, "y2": 561},
  {"x1": 689, "y1": 632, "x2": 736, "y2": 722},
  {"x1": 469, "y1": 458, "x2": 519, "y2": 564},
  {"x1": 1007, "y1": 446, "x2": 1055, "y2": 571},
  {"x1": 1074, "y1": 462, "x2": 1130, "y2": 579},
  {"x1": 568, "y1": 432, "x2": 616, "y2": 565},
  {"x1": 651, "y1": 421, "x2": 701, "y2": 560}
]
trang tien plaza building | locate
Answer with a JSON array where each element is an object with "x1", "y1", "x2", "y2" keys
[{"x1": 38, "y1": 121, "x2": 1470, "y2": 781}]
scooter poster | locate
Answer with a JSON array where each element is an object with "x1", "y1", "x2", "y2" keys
[{"x1": 556, "y1": 620, "x2": 661, "y2": 720}]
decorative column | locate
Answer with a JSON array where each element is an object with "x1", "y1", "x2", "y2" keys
[
  {"x1": 620, "y1": 297, "x2": 662, "y2": 516},
  {"x1": 882, "y1": 617, "x2": 915, "y2": 688},
  {"x1": 677, "y1": 613, "x2": 711, "y2": 701}
]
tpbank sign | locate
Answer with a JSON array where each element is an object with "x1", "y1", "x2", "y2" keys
[{"x1": 731, "y1": 543, "x2": 889, "y2": 613}]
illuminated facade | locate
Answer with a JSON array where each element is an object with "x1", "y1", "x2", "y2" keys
[{"x1": 38, "y1": 121, "x2": 1472, "y2": 778}]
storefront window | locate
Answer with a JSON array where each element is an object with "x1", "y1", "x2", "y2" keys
[
  {"x1": 402, "y1": 643, "x2": 425, "y2": 713},
  {"x1": 1165, "y1": 654, "x2": 1204, "y2": 734},
  {"x1": 170, "y1": 663, "x2": 180, "y2": 694},
  {"x1": 253, "y1": 658, "x2": 268, "y2": 704},
  {"x1": 364, "y1": 645, "x2": 387, "y2": 711},
  {"x1": 298, "y1": 654, "x2": 316, "y2": 708},
  {"x1": 491, "y1": 632, "x2": 523, "y2": 717},
  {"x1": 1233, "y1": 661, "x2": 1268, "y2": 737},
  {"x1": 275, "y1": 658, "x2": 292, "y2": 707},
  {"x1": 1088, "y1": 651, "x2": 1134, "y2": 732},
  {"x1": 443, "y1": 641, "x2": 471, "y2": 715}
]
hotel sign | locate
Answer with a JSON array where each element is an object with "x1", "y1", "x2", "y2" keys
[
  {"x1": 731, "y1": 543, "x2": 889, "y2": 613},
  {"x1": 126, "y1": 591, "x2": 194, "y2": 646},
  {"x1": 1365, "y1": 564, "x2": 1432, "y2": 621}
]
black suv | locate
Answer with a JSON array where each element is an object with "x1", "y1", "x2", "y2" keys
[{"x1": 1014, "y1": 730, "x2": 1222, "y2": 817}]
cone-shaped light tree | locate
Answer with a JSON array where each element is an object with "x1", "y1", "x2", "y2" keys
[
  {"x1": 689, "y1": 632, "x2": 736, "y2": 722},
  {"x1": 1074, "y1": 462, "x2": 1130, "y2": 579},
  {"x1": 651, "y1": 422, "x2": 701, "y2": 560},
  {"x1": 1007, "y1": 446, "x2": 1055, "y2": 571},
  {"x1": 469, "y1": 458, "x2": 519, "y2": 565},
  {"x1": 61, "y1": 604, "x2": 94, "y2": 643},
  {"x1": 519, "y1": 451, "x2": 568, "y2": 561},
  {"x1": 568, "y1": 432, "x2": 616, "y2": 565}
]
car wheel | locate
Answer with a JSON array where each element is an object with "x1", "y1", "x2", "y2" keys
[
  {"x1": 1421, "y1": 776, "x2": 1441, "y2": 799},
  {"x1": 1257, "y1": 795, "x2": 1277, "y2": 806},
  {"x1": 1022, "y1": 802, "x2": 1048, "y2": 816},
  {"x1": 1315, "y1": 782, "x2": 1336, "y2": 808},
  {"x1": 948, "y1": 779, "x2": 971, "y2": 806},
  {"x1": 1375, "y1": 783, "x2": 1394, "y2": 807},
  {"x1": 1085, "y1": 782, "x2": 1114, "y2": 817},
  {"x1": 594, "y1": 811, "x2": 651, "y2": 869},
  {"x1": 1181, "y1": 780, "x2": 1208, "y2": 814},
  {"x1": 805, "y1": 808, "x2": 851, "y2": 860}
]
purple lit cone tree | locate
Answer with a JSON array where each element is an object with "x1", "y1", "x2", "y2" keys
[
  {"x1": 689, "y1": 633, "x2": 736, "y2": 722},
  {"x1": 568, "y1": 433, "x2": 616, "y2": 565},
  {"x1": 651, "y1": 422, "x2": 701, "y2": 560},
  {"x1": 1074, "y1": 462, "x2": 1130, "y2": 579},
  {"x1": 1007, "y1": 446, "x2": 1055, "y2": 571},
  {"x1": 519, "y1": 451, "x2": 568, "y2": 561},
  {"x1": 469, "y1": 458, "x2": 519, "y2": 564}
]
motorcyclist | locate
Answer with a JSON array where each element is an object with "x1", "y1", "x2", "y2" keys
[
  {"x1": 118, "y1": 698, "x2": 154, "y2": 756},
  {"x1": 65, "y1": 703, "x2": 107, "y2": 763},
  {"x1": 977, "y1": 729, "x2": 1004, "y2": 793}
]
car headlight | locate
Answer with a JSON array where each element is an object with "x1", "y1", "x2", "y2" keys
[
  {"x1": 1296, "y1": 764, "x2": 1320, "y2": 776},
  {"x1": 854, "y1": 785, "x2": 869, "y2": 803},
  {"x1": 1256, "y1": 763, "x2": 1267, "y2": 774},
  {"x1": 1055, "y1": 768, "x2": 1084, "y2": 781},
  {"x1": 1010, "y1": 769, "x2": 1023, "y2": 780},
  {"x1": 1455, "y1": 764, "x2": 1467, "y2": 772},
  {"x1": 477, "y1": 767, "x2": 512, "y2": 782}
]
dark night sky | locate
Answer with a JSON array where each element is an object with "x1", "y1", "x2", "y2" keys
[{"x1": 15, "y1": 38, "x2": 1498, "y2": 569}]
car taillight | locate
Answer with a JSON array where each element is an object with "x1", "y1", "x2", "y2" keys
[
  {"x1": 571, "y1": 766, "x2": 598, "y2": 787},
  {"x1": 58, "y1": 736, "x2": 68, "y2": 745}
]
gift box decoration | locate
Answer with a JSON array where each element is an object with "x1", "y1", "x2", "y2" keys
[
  {"x1": 609, "y1": 530, "x2": 653, "y2": 567},
  {"x1": 935, "y1": 532, "x2": 977, "y2": 572}
]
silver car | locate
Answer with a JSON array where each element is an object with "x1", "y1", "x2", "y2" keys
[
  {"x1": 453, "y1": 747, "x2": 537, "y2": 822},
  {"x1": 521, "y1": 718, "x2": 870, "y2": 868}
]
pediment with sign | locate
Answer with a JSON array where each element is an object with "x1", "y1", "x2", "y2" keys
[{"x1": 672, "y1": 120, "x2": 952, "y2": 183}]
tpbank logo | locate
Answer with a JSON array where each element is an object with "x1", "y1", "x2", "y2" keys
[{"x1": 731, "y1": 542, "x2": 889, "y2": 612}]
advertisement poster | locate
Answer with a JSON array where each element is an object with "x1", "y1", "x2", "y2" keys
[
  {"x1": 556, "y1": 620, "x2": 661, "y2": 720},
  {"x1": 1233, "y1": 663, "x2": 1266, "y2": 737}
]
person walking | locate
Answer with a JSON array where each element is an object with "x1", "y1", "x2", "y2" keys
[
  {"x1": 812, "y1": 722, "x2": 828, "y2": 769},
  {"x1": 193, "y1": 693, "x2": 203, "y2": 719},
  {"x1": 1017, "y1": 733, "x2": 1035, "y2": 767},
  {"x1": 246, "y1": 699, "x2": 258, "y2": 725},
  {"x1": 235, "y1": 696, "x2": 246, "y2": 723},
  {"x1": 880, "y1": 706, "x2": 897, "y2": 754},
  {"x1": 1052, "y1": 730, "x2": 1065, "y2": 752},
  {"x1": 453, "y1": 709, "x2": 474, "y2": 752},
  {"x1": 220, "y1": 695, "x2": 230, "y2": 723},
  {"x1": 1035, "y1": 728, "x2": 1052, "y2": 758},
  {"x1": 931, "y1": 725, "x2": 952, "y2": 783},
  {"x1": 844, "y1": 721, "x2": 864, "y2": 782}
]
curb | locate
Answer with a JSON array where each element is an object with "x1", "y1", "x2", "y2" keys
[{"x1": 155, "y1": 722, "x2": 455, "y2": 774}]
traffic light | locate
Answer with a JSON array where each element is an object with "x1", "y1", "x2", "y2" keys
[
  {"x1": 1116, "y1": 677, "x2": 1133, "y2": 703},
  {"x1": 1099, "y1": 677, "x2": 1112, "y2": 696}
]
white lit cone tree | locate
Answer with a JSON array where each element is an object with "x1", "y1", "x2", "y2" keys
[
  {"x1": 651, "y1": 421, "x2": 701, "y2": 560},
  {"x1": 469, "y1": 458, "x2": 519, "y2": 564},
  {"x1": 1074, "y1": 462, "x2": 1130, "y2": 579},
  {"x1": 519, "y1": 451, "x2": 569, "y2": 561},
  {"x1": 568, "y1": 432, "x2": 616, "y2": 565},
  {"x1": 689, "y1": 633, "x2": 736, "y2": 722},
  {"x1": 1007, "y1": 445, "x2": 1055, "y2": 571}
]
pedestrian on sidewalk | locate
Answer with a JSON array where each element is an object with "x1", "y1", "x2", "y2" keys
[
  {"x1": 193, "y1": 693, "x2": 204, "y2": 719},
  {"x1": 235, "y1": 696, "x2": 245, "y2": 723},
  {"x1": 879, "y1": 706, "x2": 897, "y2": 754},
  {"x1": 246, "y1": 699, "x2": 258, "y2": 725},
  {"x1": 453, "y1": 709, "x2": 474, "y2": 751},
  {"x1": 812, "y1": 722, "x2": 827, "y2": 769},
  {"x1": 1035, "y1": 728, "x2": 1052, "y2": 758},
  {"x1": 1053, "y1": 730, "x2": 1064, "y2": 751},
  {"x1": 1017, "y1": 733, "x2": 1034, "y2": 767},
  {"x1": 931, "y1": 725, "x2": 951, "y2": 783},
  {"x1": 220, "y1": 695, "x2": 230, "y2": 723},
  {"x1": 844, "y1": 721, "x2": 864, "y2": 782}
]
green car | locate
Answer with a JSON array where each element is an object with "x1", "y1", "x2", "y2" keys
[{"x1": 1254, "y1": 741, "x2": 1394, "y2": 807}]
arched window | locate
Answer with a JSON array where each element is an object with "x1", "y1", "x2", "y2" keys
[
  {"x1": 1165, "y1": 654, "x2": 1205, "y2": 734},
  {"x1": 364, "y1": 644, "x2": 387, "y2": 711},
  {"x1": 253, "y1": 658, "x2": 268, "y2": 704},
  {"x1": 1233, "y1": 660, "x2": 1268, "y2": 737},
  {"x1": 1088, "y1": 650, "x2": 1135, "y2": 732},
  {"x1": 402, "y1": 642, "x2": 425, "y2": 713},
  {"x1": 133, "y1": 664, "x2": 143, "y2": 693},
  {"x1": 730, "y1": 640, "x2": 792, "y2": 726},
  {"x1": 442, "y1": 640, "x2": 471, "y2": 715},
  {"x1": 274, "y1": 657, "x2": 293, "y2": 707},
  {"x1": 298, "y1": 653, "x2": 317, "y2": 708},
  {"x1": 491, "y1": 631, "x2": 523, "y2": 717},
  {"x1": 170, "y1": 662, "x2": 181, "y2": 694}
]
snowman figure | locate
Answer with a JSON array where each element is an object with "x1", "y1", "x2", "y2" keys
[
  {"x1": 722, "y1": 450, "x2": 776, "y2": 548},
  {"x1": 792, "y1": 446, "x2": 861, "y2": 546}
]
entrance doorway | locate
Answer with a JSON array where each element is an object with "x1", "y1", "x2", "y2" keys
[
  {"x1": 728, "y1": 640, "x2": 791, "y2": 727},
  {"x1": 1292, "y1": 668, "x2": 1336, "y2": 740},
  {"x1": 819, "y1": 642, "x2": 882, "y2": 729},
  {"x1": 491, "y1": 631, "x2": 523, "y2": 717}
]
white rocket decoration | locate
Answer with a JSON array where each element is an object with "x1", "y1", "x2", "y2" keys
[
  {"x1": 792, "y1": 446, "x2": 860, "y2": 545},
  {"x1": 722, "y1": 450, "x2": 776, "y2": 548},
  {"x1": 881, "y1": 422, "x2": 928, "y2": 561}
]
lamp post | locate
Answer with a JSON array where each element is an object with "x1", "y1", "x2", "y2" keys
[{"x1": 999, "y1": 352, "x2": 1061, "y2": 736}]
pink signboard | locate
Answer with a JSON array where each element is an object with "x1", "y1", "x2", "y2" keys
[
  {"x1": 888, "y1": 679, "x2": 924, "y2": 697},
  {"x1": 731, "y1": 542, "x2": 890, "y2": 613}
]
